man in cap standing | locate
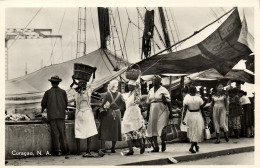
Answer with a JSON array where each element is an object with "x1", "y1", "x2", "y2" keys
[{"x1": 41, "y1": 75, "x2": 70, "y2": 159}]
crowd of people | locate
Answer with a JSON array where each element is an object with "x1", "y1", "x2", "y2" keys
[{"x1": 41, "y1": 73, "x2": 254, "y2": 159}]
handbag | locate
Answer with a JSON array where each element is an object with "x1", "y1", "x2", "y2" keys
[
  {"x1": 163, "y1": 120, "x2": 181, "y2": 142},
  {"x1": 204, "y1": 127, "x2": 211, "y2": 140},
  {"x1": 180, "y1": 122, "x2": 189, "y2": 132}
]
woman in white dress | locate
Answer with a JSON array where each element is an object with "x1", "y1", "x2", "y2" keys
[
  {"x1": 121, "y1": 80, "x2": 146, "y2": 156},
  {"x1": 69, "y1": 75, "x2": 98, "y2": 157},
  {"x1": 210, "y1": 84, "x2": 229, "y2": 143},
  {"x1": 146, "y1": 75, "x2": 173, "y2": 152},
  {"x1": 182, "y1": 86, "x2": 206, "y2": 153}
]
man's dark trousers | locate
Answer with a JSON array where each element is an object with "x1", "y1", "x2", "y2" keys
[{"x1": 49, "y1": 118, "x2": 69, "y2": 155}]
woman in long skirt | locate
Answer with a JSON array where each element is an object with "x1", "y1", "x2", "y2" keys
[
  {"x1": 146, "y1": 75, "x2": 173, "y2": 152},
  {"x1": 121, "y1": 80, "x2": 146, "y2": 156},
  {"x1": 99, "y1": 80, "x2": 125, "y2": 153},
  {"x1": 182, "y1": 86, "x2": 206, "y2": 153},
  {"x1": 69, "y1": 75, "x2": 98, "y2": 157}
]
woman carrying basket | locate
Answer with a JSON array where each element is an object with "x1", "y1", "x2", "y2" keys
[
  {"x1": 68, "y1": 67, "x2": 98, "y2": 157},
  {"x1": 121, "y1": 79, "x2": 146, "y2": 156},
  {"x1": 146, "y1": 75, "x2": 173, "y2": 152}
]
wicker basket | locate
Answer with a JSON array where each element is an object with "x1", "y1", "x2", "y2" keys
[
  {"x1": 74, "y1": 63, "x2": 96, "y2": 81},
  {"x1": 125, "y1": 64, "x2": 141, "y2": 80}
]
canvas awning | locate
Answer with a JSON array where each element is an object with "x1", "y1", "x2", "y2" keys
[
  {"x1": 137, "y1": 8, "x2": 252, "y2": 76},
  {"x1": 6, "y1": 49, "x2": 128, "y2": 109},
  {"x1": 164, "y1": 68, "x2": 254, "y2": 90}
]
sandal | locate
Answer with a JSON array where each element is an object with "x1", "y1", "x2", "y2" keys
[
  {"x1": 83, "y1": 152, "x2": 94, "y2": 158},
  {"x1": 124, "y1": 151, "x2": 134, "y2": 156}
]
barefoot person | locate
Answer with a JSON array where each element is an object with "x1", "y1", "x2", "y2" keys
[
  {"x1": 121, "y1": 80, "x2": 146, "y2": 156},
  {"x1": 41, "y1": 75, "x2": 70, "y2": 159},
  {"x1": 69, "y1": 70, "x2": 98, "y2": 157}
]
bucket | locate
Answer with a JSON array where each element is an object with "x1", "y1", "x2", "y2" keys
[{"x1": 74, "y1": 63, "x2": 96, "y2": 81}]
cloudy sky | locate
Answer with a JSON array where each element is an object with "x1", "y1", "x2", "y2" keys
[{"x1": 5, "y1": 7, "x2": 254, "y2": 79}]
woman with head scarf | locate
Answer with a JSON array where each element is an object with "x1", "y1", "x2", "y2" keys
[
  {"x1": 182, "y1": 86, "x2": 206, "y2": 153},
  {"x1": 210, "y1": 83, "x2": 229, "y2": 143},
  {"x1": 99, "y1": 80, "x2": 125, "y2": 153},
  {"x1": 238, "y1": 90, "x2": 253, "y2": 137},
  {"x1": 146, "y1": 75, "x2": 173, "y2": 152},
  {"x1": 121, "y1": 79, "x2": 146, "y2": 156},
  {"x1": 68, "y1": 72, "x2": 98, "y2": 157}
]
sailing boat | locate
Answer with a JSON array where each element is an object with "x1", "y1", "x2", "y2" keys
[{"x1": 5, "y1": 7, "x2": 253, "y2": 114}]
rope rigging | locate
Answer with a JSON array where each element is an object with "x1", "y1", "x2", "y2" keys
[
  {"x1": 110, "y1": 8, "x2": 126, "y2": 64},
  {"x1": 117, "y1": 7, "x2": 129, "y2": 62},
  {"x1": 48, "y1": 9, "x2": 66, "y2": 65},
  {"x1": 8, "y1": 8, "x2": 42, "y2": 49},
  {"x1": 168, "y1": 8, "x2": 182, "y2": 46},
  {"x1": 164, "y1": 8, "x2": 177, "y2": 51}
]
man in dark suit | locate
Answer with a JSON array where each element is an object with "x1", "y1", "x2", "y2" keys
[{"x1": 41, "y1": 75, "x2": 70, "y2": 159}]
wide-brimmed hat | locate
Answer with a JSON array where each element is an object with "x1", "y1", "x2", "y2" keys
[{"x1": 48, "y1": 75, "x2": 62, "y2": 82}]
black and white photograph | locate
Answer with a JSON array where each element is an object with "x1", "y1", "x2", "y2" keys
[{"x1": 2, "y1": 1, "x2": 257, "y2": 166}]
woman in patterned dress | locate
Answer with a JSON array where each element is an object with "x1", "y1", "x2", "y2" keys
[
  {"x1": 121, "y1": 80, "x2": 146, "y2": 156},
  {"x1": 227, "y1": 88, "x2": 242, "y2": 139}
]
